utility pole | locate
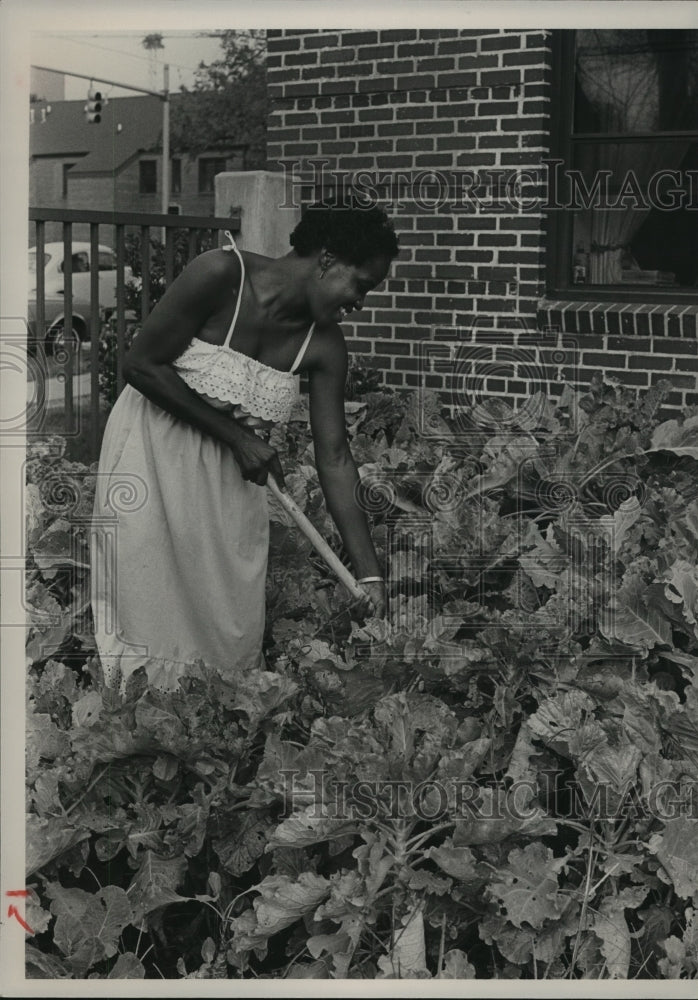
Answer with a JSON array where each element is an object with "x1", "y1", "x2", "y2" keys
[{"x1": 161, "y1": 64, "x2": 170, "y2": 217}]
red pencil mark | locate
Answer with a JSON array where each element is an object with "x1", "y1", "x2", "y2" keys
[
  {"x1": 5, "y1": 890, "x2": 29, "y2": 897},
  {"x1": 7, "y1": 905, "x2": 34, "y2": 934}
]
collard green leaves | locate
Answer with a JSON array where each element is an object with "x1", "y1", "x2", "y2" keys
[{"x1": 24, "y1": 384, "x2": 698, "y2": 979}]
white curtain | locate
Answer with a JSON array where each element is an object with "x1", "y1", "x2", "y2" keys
[{"x1": 576, "y1": 30, "x2": 694, "y2": 284}]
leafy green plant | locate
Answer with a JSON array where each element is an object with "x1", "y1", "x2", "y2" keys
[
  {"x1": 25, "y1": 375, "x2": 698, "y2": 979},
  {"x1": 344, "y1": 356, "x2": 383, "y2": 401}
]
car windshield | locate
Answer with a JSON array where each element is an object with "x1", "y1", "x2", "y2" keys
[{"x1": 28, "y1": 250, "x2": 51, "y2": 273}]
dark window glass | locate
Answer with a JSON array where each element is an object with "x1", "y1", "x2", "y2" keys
[
  {"x1": 551, "y1": 29, "x2": 698, "y2": 296},
  {"x1": 59, "y1": 252, "x2": 89, "y2": 274},
  {"x1": 198, "y1": 157, "x2": 226, "y2": 194},
  {"x1": 62, "y1": 162, "x2": 75, "y2": 199},
  {"x1": 569, "y1": 141, "x2": 698, "y2": 289},
  {"x1": 574, "y1": 30, "x2": 698, "y2": 134},
  {"x1": 171, "y1": 158, "x2": 181, "y2": 195},
  {"x1": 98, "y1": 251, "x2": 117, "y2": 271},
  {"x1": 139, "y1": 160, "x2": 157, "y2": 195}
]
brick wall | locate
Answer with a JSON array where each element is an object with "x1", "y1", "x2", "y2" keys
[{"x1": 266, "y1": 28, "x2": 697, "y2": 414}]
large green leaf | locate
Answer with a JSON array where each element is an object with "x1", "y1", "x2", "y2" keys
[
  {"x1": 107, "y1": 953, "x2": 146, "y2": 978},
  {"x1": 232, "y1": 669, "x2": 299, "y2": 726},
  {"x1": 25, "y1": 891, "x2": 52, "y2": 936},
  {"x1": 664, "y1": 559, "x2": 698, "y2": 637},
  {"x1": 309, "y1": 870, "x2": 369, "y2": 978},
  {"x1": 600, "y1": 575, "x2": 672, "y2": 652},
  {"x1": 377, "y1": 907, "x2": 429, "y2": 978},
  {"x1": 26, "y1": 815, "x2": 90, "y2": 877},
  {"x1": 165, "y1": 782, "x2": 210, "y2": 857},
  {"x1": 593, "y1": 887, "x2": 648, "y2": 979},
  {"x1": 306, "y1": 917, "x2": 364, "y2": 979},
  {"x1": 658, "y1": 907, "x2": 698, "y2": 979},
  {"x1": 45, "y1": 883, "x2": 132, "y2": 976},
  {"x1": 426, "y1": 841, "x2": 489, "y2": 889},
  {"x1": 488, "y1": 843, "x2": 568, "y2": 929},
  {"x1": 26, "y1": 709, "x2": 71, "y2": 776},
  {"x1": 597, "y1": 496, "x2": 643, "y2": 555},
  {"x1": 25, "y1": 944, "x2": 71, "y2": 979},
  {"x1": 527, "y1": 690, "x2": 596, "y2": 754},
  {"x1": 462, "y1": 434, "x2": 538, "y2": 500},
  {"x1": 213, "y1": 809, "x2": 275, "y2": 876},
  {"x1": 440, "y1": 948, "x2": 476, "y2": 978},
  {"x1": 128, "y1": 851, "x2": 188, "y2": 925},
  {"x1": 452, "y1": 786, "x2": 557, "y2": 847},
  {"x1": 650, "y1": 414, "x2": 698, "y2": 459},
  {"x1": 480, "y1": 904, "x2": 580, "y2": 967},
  {"x1": 267, "y1": 804, "x2": 358, "y2": 850},
  {"x1": 249, "y1": 872, "x2": 330, "y2": 939},
  {"x1": 649, "y1": 818, "x2": 698, "y2": 899},
  {"x1": 518, "y1": 521, "x2": 569, "y2": 590},
  {"x1": 32, "y1": 518, "x2": 89, "y2": 572},
  {"x1": 133, "y1": 699, "x2": 187, "y2": 750}
]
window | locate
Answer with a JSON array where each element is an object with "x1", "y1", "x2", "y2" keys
[
  {"x1": 171, "y1": 158, "x2": 181, "y2": 195},
  {"x1": 549, "y1": 30, "x2": 698, "y2": 299},
  {"x1": 198, "y1": 157, "x2": 227, "y2": 194},
  {"x1": 139, "y1": 159, "x2": 157, "y2": 195},
  {"x1": 59, "y1": 252, "x2": 89, "y2": 274},
  {"x1": 62, "y1": 162, "x2": 75, "y2": 199},
  {"x1": 98, "y1": 251, "x2": 117, "y2": 271}
]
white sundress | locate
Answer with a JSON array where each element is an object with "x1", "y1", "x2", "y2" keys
[{"x1": 90, "y1": 233, "x2": 315, "y2": 692}]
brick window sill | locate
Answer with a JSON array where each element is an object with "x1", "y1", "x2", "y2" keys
[{"x1": 537, "y1": 297, "x2": 698, "y2": 340}]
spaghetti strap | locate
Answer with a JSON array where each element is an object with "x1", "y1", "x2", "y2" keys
[
  {"x1": 222, "y1": 236, "x2": 246, "y2": 349},
  {"x1": 289, "y1": 322, "x2": 316, "y2": 374}
]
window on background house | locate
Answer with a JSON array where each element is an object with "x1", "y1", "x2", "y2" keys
[
  {"x1": 198, "y1": 157, "x2": 227, "y2": 194},
  {"x1": 171, "y1": 158, "x2": 181, "y2": 196},
  {"x1": 139, "y1": 160, "x2": 157, "y2": 195},
  {"x1": 62, "y1": 163, "x2": 75, "y2": 199},
  {"x1": 549, "y1": 29, "x2": 698, "y2": 300}
]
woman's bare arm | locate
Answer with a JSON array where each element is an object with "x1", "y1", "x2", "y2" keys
[
  {"x1": 122, "y1": 250, "x2": 285, "y2": 487},
  {"x1": 308, "y1": 326, "x2": 383, "y2": 581}
]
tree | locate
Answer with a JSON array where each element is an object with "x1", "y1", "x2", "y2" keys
[{"x1": 170, "y1": 30, "x2": 267, "y2": 169}]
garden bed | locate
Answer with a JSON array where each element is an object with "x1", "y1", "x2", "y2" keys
[{"x1": 24, "y1": 374, "x2": 698, "y2": 980}]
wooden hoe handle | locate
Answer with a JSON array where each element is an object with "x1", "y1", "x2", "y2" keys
[{"x1": 267, "y1": 475, "x2": 367, "y2": 601}]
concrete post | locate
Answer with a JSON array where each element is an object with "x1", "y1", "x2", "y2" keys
[{"x1": 214, "y1": 170, "x2": 302, "y2": 257}]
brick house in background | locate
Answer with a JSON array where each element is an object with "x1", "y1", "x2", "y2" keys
[
  {"x1": 266, "y1": 28, "x2": 698, "y2": 413},
  {"x1": 30, "y1": 95, "x2": 247, "y2": 242}
]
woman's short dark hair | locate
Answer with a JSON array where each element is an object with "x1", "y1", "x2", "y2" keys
[{"x1": 290, "y1": 200, "x2": 399, "y2": 264}]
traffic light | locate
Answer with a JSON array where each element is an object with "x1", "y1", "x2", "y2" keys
[{"x1": 85, "y1": 88, "x2": 103, "y2": 124}]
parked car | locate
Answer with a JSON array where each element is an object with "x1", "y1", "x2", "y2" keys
[{"x1": 27, "y1": 242, "x2": 133, "y2": 354}]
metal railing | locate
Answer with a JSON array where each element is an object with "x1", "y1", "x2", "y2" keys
[{"x1": 29, "y1": 207, "x2": 241, "y2": 461}]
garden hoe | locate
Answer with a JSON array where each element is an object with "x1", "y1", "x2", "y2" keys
[{"x1": 267, "y1": 474, "x2": 368, "y2": 602}]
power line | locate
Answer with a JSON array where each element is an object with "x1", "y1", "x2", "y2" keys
[{"x1": 38, "y1": 33, "x2": 204, "y2": 74}]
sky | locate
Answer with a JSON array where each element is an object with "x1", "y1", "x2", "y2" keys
[{"x1": 30, "y1": 30, "x2": 228, "y2": 100}]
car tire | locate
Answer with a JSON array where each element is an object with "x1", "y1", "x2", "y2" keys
[{"x1": 45, "y1": 321, "x2": 82, "y2": 359}]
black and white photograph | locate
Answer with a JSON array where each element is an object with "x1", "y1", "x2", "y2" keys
[{"x1": 1, "y1": 0, "x2": 698, "y2": 993}]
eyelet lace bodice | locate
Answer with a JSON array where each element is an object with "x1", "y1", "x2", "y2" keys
[
  {"x1": 172, "y1": 338, "x2": 301, "y2": 427},
  {"x1": 171, "y1": 232, "x2": 314, "y2": 429}
]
